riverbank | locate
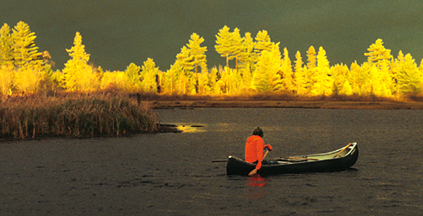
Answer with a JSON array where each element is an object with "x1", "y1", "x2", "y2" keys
[{"x1": 149, "y1": 100, "x2": 423, "y2": 109}]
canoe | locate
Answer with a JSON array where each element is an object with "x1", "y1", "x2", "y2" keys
[{"x1": 226, "y1": 142, "x2": 359, "y2": 176}]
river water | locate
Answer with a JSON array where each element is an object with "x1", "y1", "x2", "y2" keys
[{"x1": 1, "y1": 108, "x2": 422, "y2": 215}]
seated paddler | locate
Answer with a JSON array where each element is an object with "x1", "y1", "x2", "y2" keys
[{"x1": 245, "y1": 127, "x2": 275, "y2": 176}]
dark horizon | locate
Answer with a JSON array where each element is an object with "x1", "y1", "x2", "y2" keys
[{"x1": 4, "y1": 0, "x2": 423, "y2": 71}]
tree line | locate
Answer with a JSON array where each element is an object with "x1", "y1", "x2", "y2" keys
[{"x1": 1, "y1": 22, "x2": 423, "y2": 98}]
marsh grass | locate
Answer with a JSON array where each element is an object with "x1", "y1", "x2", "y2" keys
[{"x1": 0, "y1": 89, "x2": 158, "y2": 139}]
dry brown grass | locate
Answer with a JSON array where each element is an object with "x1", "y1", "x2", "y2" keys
[{"x1": 0, "y1": 88, "x2": 158, "y2": 139}]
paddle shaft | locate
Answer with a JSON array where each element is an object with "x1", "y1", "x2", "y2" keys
[{"x1": 333, "y1": 143, "x2": 353, "y2": 158}]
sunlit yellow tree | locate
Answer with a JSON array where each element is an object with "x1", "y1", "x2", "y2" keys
[
  {"x1": 125, "y1": 63, "x2": 141, "y2": 91},
  {"x1": 0, "y1": 24, "x2": 14, "y2": 67},
  {"x1": 310, "y1": 47, "x2": 333, "y2": 95},
  {"x1": 140, "y1": 58, "x2": 159, "y2": 93},
  {"x1": 254, "y1": 30, "x2": 273, "y2": 57},
  {"x1": 252, "y1": 44, "x2": 283, "y2": 92},
  {"x1": 198, "y1": 65, "x2": 211, "y2": 95},
  {"x1": 0, "y1": 24, "x2": 14, "y2": 95},
  {"x1": 163, "y1": 61, "x2": 182, "y2": 94},
  {"x1": 396, "y1": 53, "x2": 422, "y2": 94},
  {"x1": 187, "y1": 33, "x2": 207, "y2": 75},
  {"x1": 63, "y1": 32, "x2": 100, "y2": 92},
  {"x1": 215, "y1": 26, "x2": 232, "y2": 68},
  {"x1": 305, "y1": 46, "x2": 317, "y2": 93},
  {"x1": 294, "y1": 51, "x2": 307, "y2": 95},
  {"x1": 280, "y1": 47, "x2": 294, "y2": 92},
  {"x1": 365, "y1": 39, "x2": 392, "y2": 69},
  {"x1": 332, "y1": 63, "x2": 352, "y2": 95},
  {"x1": 11, "y1": 21, "x2": 43, "y2": 68},
  {"x1": 100, "y1": 71, "x2": 128, "y2": 90}
]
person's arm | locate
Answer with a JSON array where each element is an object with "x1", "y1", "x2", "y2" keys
[{"x1": 248, "y1": 139, "x2": 265, "y2": 176}]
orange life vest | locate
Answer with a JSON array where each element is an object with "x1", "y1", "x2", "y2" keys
[{"x1": 245, "y1": 135, "x2": 266, "y2": 170}]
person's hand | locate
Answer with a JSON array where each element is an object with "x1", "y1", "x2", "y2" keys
[
  {"x1": 265, "y1": 144, "x2": 273, "y2": 151},
  {"x1": 248, "y1": 169, "x2": 258, "y2": 176}
]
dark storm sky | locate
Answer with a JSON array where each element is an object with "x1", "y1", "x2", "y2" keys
[{"x1": 3, "y1": 0, "x2": 423, "y2": 71}]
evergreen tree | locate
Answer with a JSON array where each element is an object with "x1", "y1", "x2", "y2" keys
[
  {"x1": 365, "y1": 38, "x2": 392, "y2": 69},
  {"x1": 332, "y1": 63, "x2": 352, "y2": 95},
  {"x1": 164, "y1": 61, "x2": 182, "y2": 94},
  {"x1": 305, "y1": 46, "x2": 317, "y2": 94},
  {"x1": 396, "y1": 53, "x2": 421, "y2": 94},
  {"x1": 349, "y1": 61, "x2": 362, "y2": 95},
  {"x1": 63, "y1": 32, "x2": 99, "y2": 92},
  {"x1": 11, "y1": 21, "x2": 42, "y2": 68},
  {"x1": 238, "y1": 32, "x2": 255, "y2": 73},
  {"x1": 254, "y1": 30, "x2": 273, "y2": 56},
  {"x1": 230, "y1": 28, "x2": 244, "y2": 70},
  {"x1": 311, "y1": 46, "x2": 333, "y2": 96},
  {"x1": 280, "y1": 47, "x2": 294, "y2": 92},
  {"x1": 198, "y1": 65, "x2": 211, "y2": 95},
  {"x1": 140, "y1": 58, "x2": 159, "y2": 93},
  {"x1": 176, "y1": 46, "x2": 194, "y2": 78},
  {"x1": 186, "y1": 33, "x2": 207, "y2": 75},
  {"x1": 294, "y1": 51, "x2": 307, "y2": 95},
  {"x1": 0, "y1": 24, "x2": 14, "y2": 67},
  {"x1": 252, "y1": 45, "x2": 283, "y2": 92},
  {"x1": 215, "y1": 25, "x2": 232, "y2": 68}
]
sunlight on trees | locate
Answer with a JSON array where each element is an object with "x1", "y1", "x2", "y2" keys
[
  {"x1": 63, "y1": 32, "x2": 99, "y2": 92},
  {"x1": 2, "y1": 22, "x2": 423, "y2": 100}
]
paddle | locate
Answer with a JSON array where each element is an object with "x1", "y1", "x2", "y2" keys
[
  {"x1": 248, "y1": 149, "x2": 269, "y2": 176},
  {"x1": 333, "y1": 143, "x2": 352, "y2": 158}
]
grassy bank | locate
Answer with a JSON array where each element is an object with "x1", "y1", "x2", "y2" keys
[{"x1": 0, "y1": 90, "x2": 159, "y2": 140}]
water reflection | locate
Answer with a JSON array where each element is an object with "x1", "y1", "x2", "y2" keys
[
  {"x1": 244, "y1": 175, "x2": 268, "y2": 200},
  {"x1": 175, "y1": 124, "x2": 206, "y2": 133}
]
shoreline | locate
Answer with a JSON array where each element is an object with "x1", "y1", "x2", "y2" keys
[{"x1": 149, "y1": 100, "x2": 423, "y2": 109}]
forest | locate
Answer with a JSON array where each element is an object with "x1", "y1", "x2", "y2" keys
[{"x1": 1, "y1": 21, "x2": 423, "y2": 99}]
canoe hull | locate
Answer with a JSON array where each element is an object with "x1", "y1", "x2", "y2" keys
[{"x1": 226, "y1": 143, "x2": 359, "y2": 176}]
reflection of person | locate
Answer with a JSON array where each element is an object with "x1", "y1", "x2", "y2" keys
[{"x1": 245, "y1": 127, "x2": 273, "y2": 176}]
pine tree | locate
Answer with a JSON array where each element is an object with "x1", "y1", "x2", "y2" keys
[
  {"x1": 0, "y1": 24, "x2": 14, "y2": 67},
  {"x1": 230, "y1": 28, "x2": 244, "y2": 70},
  {"x1": 310, "y1": 46, "x2": 333, "y2": 96},
  {"x1": 294, "y1": 51, "x2": 307, "y2": 95},
  {"x1": 305, "y1": 46, "x2": 317, "y2": 94},
  {"x1": 140, "y1": 58, "x2": 159, "y2": 93},
  {"x1": 186, "y1": 33, "x2": 207, "y2": 75},
  {"x1": 349, "y1": 61, "x2": 362, "y2": 95},
  {"x1": 252, "y1": 45, "x2": 283, "y2": 92},
  {"x1": 198, "y1": 65, "x2": 211, "y2": 95},
  {"x1": 215, "y1": 25, "x2": 232, "y2": 68},
  {"x1": 280, "y1": 47, "x2": 294, "y2": 92},
  {"x1": 332, "y1": 63, "x2": 352, "y2": 95},
  {"x1": 11, "y1": 21, "x2": 42, "y2": 68},
  {"x1": 164, "y1": 61, "x2": 182, "y2": 94},
  {"x1": 396, "y1": 53, "x2": 421, "y2": 94},
  {"x1": 254, "y1": 30, "x2": 273, "y2": 56},
  {"x1": 238, "y1": 32, "x2": 255, "y2": 73},
  {"x1": 63, "y1": 32, "x2": 99, "y2": 92},
  {"x1": 365, "y1": 38, "x2": 392, "y2": 69},
  {"x1": 176, "y1": 46, "x2": 194, "y2": 78}
]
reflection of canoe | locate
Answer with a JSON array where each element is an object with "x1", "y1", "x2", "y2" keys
[{"x1": 226, "y1": 142, "x2": 359, "y2": 176}]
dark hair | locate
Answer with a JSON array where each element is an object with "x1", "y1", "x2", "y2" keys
[{"x1": 252, "y1": 127, "x2": 263, "y2": 137}]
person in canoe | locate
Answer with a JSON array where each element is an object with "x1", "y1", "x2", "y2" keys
[{"x1": 245, "y1": 127, "x2": 275, "y2": 176}]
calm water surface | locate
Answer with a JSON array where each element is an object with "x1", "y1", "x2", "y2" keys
[{"x1": 1, "y1": 108, "x2": 422, "y2": 215}]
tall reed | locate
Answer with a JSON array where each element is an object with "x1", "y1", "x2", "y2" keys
[{"x1": 0, "y1": 92, "x2": 158, "y2": 139}]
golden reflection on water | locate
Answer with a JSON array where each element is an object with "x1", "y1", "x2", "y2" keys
[{"x1": 176, "y1": 125, "x2": 206, "y2": 133}]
